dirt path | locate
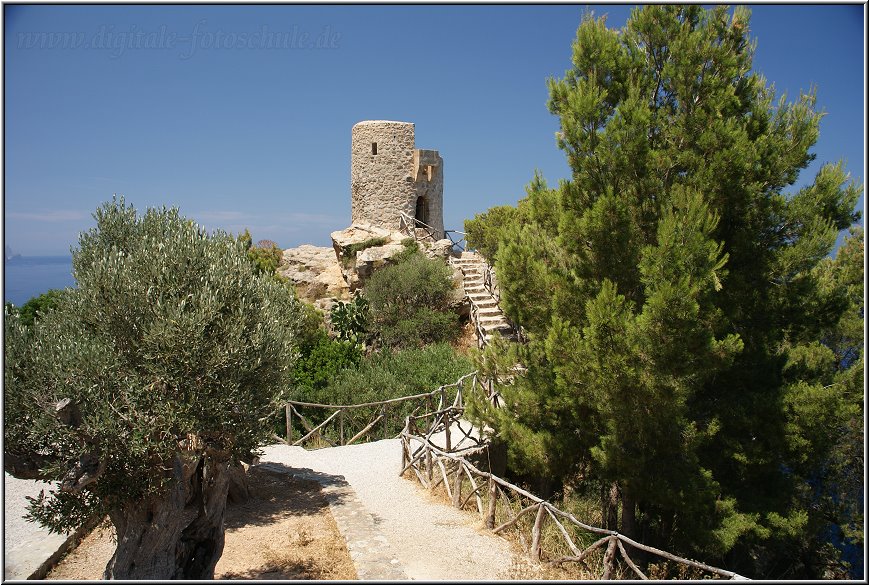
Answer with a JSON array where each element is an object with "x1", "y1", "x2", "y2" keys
[
  {"x1": 260, "y1": 439, "x2": 520, "y2": 580},
  {"x1": 44, "y1": 467, "x2": 357, "y2": 580}
]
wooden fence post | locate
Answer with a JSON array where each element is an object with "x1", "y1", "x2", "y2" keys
[
  {"x1": 444, "y1": 411, "x2": 452, "y2": 452},
  {"x1": 285, "y1": 404, "x2": 292, "y2": 444},
  {"x1": 602, "y1": 536, "x2": 618, "y2": 580},
  {"x1": 338, "y1": 409, "x2": 344, "y2": 445},
  {"x1": 452, "y1": 462, "x2": 462, "y2": 508},
  {"x1": 426, "y1": 445, "x2": 433, "y2": 487},
  {"x1": 530, "y1": 503, "x2": 546, "y2": 562},
  {"x1": 485, "y1": 476, "x2": 497, "y2": 529},
  {"x1": 382, "y1": 405, "x2": 388, "y2": 440}
]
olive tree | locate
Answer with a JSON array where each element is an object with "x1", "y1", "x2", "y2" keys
[{"x1": 4, "y1": 198, "x2": 302, "y2": 579}]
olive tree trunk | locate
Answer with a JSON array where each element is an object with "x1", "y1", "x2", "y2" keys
[{"x1": 103, "y1": 452, "x2": 235, "y2": 580}]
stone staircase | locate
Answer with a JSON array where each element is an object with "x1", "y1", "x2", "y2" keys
[{"x1": 451, "y1": 252, "x2": 517, "y2": 346}]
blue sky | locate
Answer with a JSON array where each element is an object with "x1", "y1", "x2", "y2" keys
[{"x1": 3, "y1": 4, "x2": 865, "y2": 255}]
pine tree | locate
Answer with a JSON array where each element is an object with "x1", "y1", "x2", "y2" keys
[{"x1": 466, "y1": 6, "x2": 862, "y2": 577}]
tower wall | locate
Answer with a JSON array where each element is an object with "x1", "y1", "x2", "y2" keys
[
  {"x1": 350, "y1": 120, "x2": 444, "y2": 239},
  {"x1": 350, "y1": 121, "x2": 416, "y2": 233},
  {"x1": 412, "y1": 149, "x2": 444, "y2": 239}
]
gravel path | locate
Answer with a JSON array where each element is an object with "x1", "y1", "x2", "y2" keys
[
  {"x1": 259, "y1": 439, "x2": 519, "y2": 580},
  {"x1": 3, "y1": 473, "x2": 72, "y2": 580},
  {"x1": 5, "y1": 430, "x2": 519, "y2": 581}
]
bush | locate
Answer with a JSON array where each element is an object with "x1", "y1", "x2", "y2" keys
[
  {"x1": 330, "y1": 295, "x2": 369, "y2": 343},
  {"x1": 363, "y1": 250, "x2": 459, "y2": 349},
  {"x1": 239, "y1": 229, "x2": 283, "y2": 275},
  {"x1": 464, "y1": 205, "x2": 520, "y2": 263},
  {"x1": 292, "y1": 330, "x2": 362, "y2": 400},
  {"x1": 317, "y1": 343, "x2": 473, "y2": 406},
  {"x1": 12, "y1": 288, "x2": 68, "y2": 327}
]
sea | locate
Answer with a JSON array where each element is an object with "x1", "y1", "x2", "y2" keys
[{"x1": 3, "y1": 256, "x2": 76, "y2": 307}]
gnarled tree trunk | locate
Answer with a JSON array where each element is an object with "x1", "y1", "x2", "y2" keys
[{"x1": 103, "y1": 451, "x2": 234, "y2": 579}]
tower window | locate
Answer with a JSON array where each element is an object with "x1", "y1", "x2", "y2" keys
[{"x1": 372, "y1": 142, "x2": 377, "y2": 155}]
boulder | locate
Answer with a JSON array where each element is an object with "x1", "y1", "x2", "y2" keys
[
  {"x1": 353, "y1": 242, "x2": 407, "y2": 288},
  {"x1": 330, "y1": 223, "x2": 396, "y2": 265},
  {"x1": 447, "y1": 265, "x2": 470, "y2": 319},
  {"x1": 424, "y1": 238, "x2": 456, "y2": 260},
  {"x1": 278, "y1": 245, "x2": 349, "y2": 303},
  {"x1": 330, "y1": 223, "x2": 412, "y2": 291}
]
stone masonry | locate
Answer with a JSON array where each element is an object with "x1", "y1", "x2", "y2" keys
[{"x1": 350, "y1": 120, "x2": 444, "y2": 239}]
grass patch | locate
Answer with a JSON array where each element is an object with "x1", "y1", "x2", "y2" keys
[{"x1": 341, "y1": 237, "x2": 388, "y2": 267}]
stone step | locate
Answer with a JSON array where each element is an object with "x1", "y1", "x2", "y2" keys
[
  {"x1": 477, "y1": 307, "x2": 503, "y2": 316},
  {"x1": 467, "y1": 293, "x2": 495, "y2": 302},
  {"x1": 479, "y1": 313, "x2": 507, "y2": 323},
  {"x1": 478, "y1": 312, "x2": 508, "y2": 322},
  {"x1": 484, "y1": 331, "x2": 520, "y2": 344},
  {"x1": 470, "y1": 299, "x2": 498, "y2": 308}
]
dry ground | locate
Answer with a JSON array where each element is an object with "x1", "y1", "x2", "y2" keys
[{"x1": 45, "y1": 467, "x2": 357, "y2": 580}]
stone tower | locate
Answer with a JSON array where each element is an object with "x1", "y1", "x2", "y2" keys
[{"x1": 350, "y1": 120, "x2": 444, "y2": 239}]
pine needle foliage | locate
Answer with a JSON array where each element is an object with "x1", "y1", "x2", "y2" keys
[{"x1": 465, "y1": 6, "x2": 862, "y2": 578}]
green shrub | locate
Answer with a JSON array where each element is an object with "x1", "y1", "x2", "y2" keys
[
  {"x1": 317, "y1": 343, "x2": 473, "y2": 406},
  {"x1": 238, "y1": 228, "x2": 283, "y2": 275},
  {"x1": 363, "y1": 250, "x2": 459, "y2": 349},
  {"x1": 14, "y1": 288, "x2": 68, "y2": 327},
  {"x1": 464, "y1": 205, "x2": 520, "y2": 263},
  {"x1": 292, "y1": 330, "x2": 362, "y2": 400},
  {"x1": 330, "y1": 295, "x2": 369, "y2": 343}
]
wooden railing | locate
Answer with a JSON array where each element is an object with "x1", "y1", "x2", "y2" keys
[
  {"x1": 482, "y1": 262, "x2": 500, "y2": 303},
  {"x1": 278, "y1": 372, "x2": 479, "y2": 448},
  {"x1": 444, "y1": 229, "x2": 466, "y2": 253},
  {"x1": 399, "y1": 211, "x2": 438, "y2": 243},
  {"x1": 399, "y1": 376, "x2": 749, "y2": 581}
]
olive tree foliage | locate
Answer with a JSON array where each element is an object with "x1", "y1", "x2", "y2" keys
[
  {"x1": 4, "y1": 198, "x2": 302, "y2": 579},
  {"x1": 465, "y1": 6, "x2": 862, "y2": 578}
]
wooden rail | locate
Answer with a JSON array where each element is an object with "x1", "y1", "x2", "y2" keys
[
  {"x1": 399, "y1": 211, "x2": 438, "y2": 243},
  {"x1": 444, "y1": 230, "x2": 466, "y2": 252},
  {"x1": 276, "y1": 366, "x2": 745, "y2": 578},
  {"x1": 399, "y1": 382, "x2": 749, "y2": 581},
  {"x1": 280, "y1": 372, "x2": 478, "y2": 448}
]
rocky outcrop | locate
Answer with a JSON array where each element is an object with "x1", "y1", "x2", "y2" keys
[
  {"x1": 353, "y1": 242, "x2": 407, "y2": 289},
  {"x1": 279, "y1": 223, "x2": 462, "y2": 309},
  {"x1": 330, "y1": 223, "x2": 398, "y2": 263},
  {"x1": 331, "y1": 223, "x2": 409, "y2": 291},
  {"x1": 424, "y1": 238, "x2": 455, "y2": 260},
  {"x1": 278, "y1": 245, "x2": 349, "y2": 302}
]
